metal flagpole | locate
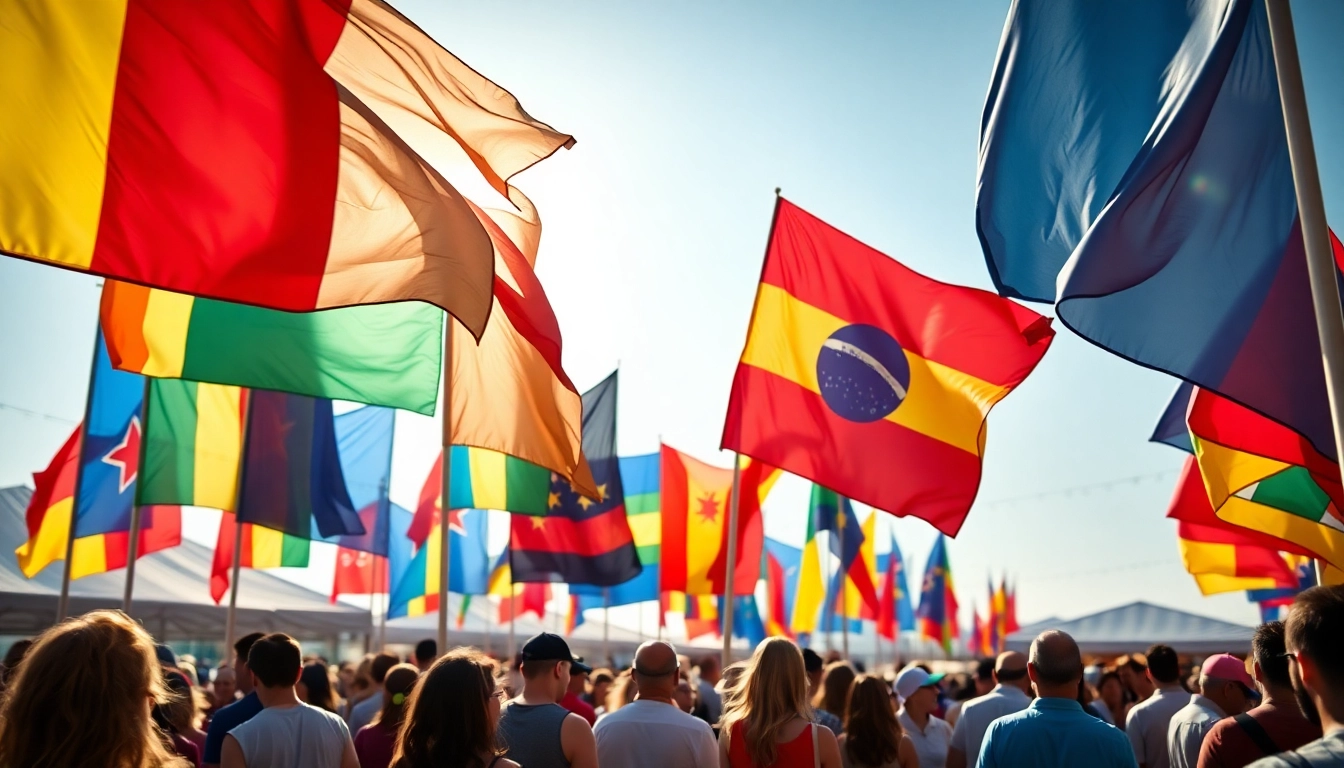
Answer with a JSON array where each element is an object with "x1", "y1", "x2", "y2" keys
[
  {"x1": 825, "y1": 532, "x2": 834, "y2": 653},
  {"x1": 1265, "y1": 0, "x2": 1344, "y2": 586},
  {"x1": 121, "y1": 377, "x2": 153, "y2": 614},
  {"x1": 439, "y1": 321, "x2": 455, "y2": 652},
  {"x1": 224, "y1": 392, "x2": 254, "y2": 654},
  {"x1": 841, "y1": 580, "x2": 850, "y2": 660},
  {"x1": 57, "y1": 329, "x2": 103, "y2": 622},
  {"x1": 721, "y1": 455, "x2": 743, "y2": 669}
]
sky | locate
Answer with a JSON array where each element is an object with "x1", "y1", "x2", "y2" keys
[{"x1": 2, "y1": 0, "x2": 1343, "y2": 637}]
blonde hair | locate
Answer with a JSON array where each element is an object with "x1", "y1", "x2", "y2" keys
[
  {"x1": 606, "y1": 670, "x2": 637, "y2": 713},
  {"x1": 0, "y1": 610, "x2": 188, "y2": 768},
  {"x1": 720, "y1": 637, "x2": 811, "y2": 766}
]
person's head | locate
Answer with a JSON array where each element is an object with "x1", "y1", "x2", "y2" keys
[
  {"x1": 1285, "y1": 585, "x2": 1344, "y2": 727},
  {"x1": 844, "y1": 675, "x2": 902, "y2": 768},
  {"x1": 632, "y1": 641, "x2": 681, "y2": 701},
  {"x1": 1116, "y1": 653, "x2": 1150, "y2": 696},
  {"x1": 247, "y1": 633, "x2": 303, "y2": 693},
  {"x1": 589, "y1": 668, "x2": 614, "y2": 705},
  {"x1": 1198, "y1": 654, "x2": 1255, "y2": 717},
  {"x1": 973, "y1": 657, "x2": 996, "y2": 696},
  {"x1": 391, "y1": 649, "x2": 504, "y2": 768},
  {"x1": 371, "y1": 650, "x2": 400, "y2": 691},
  {"x1": 606, "y1": 670, "x2": 636, "y2": 713},
  {"x1": 721, "y1": 638, "x2": 810, "y2": 766},
  {"x1": 519, "y1": 633, "x2": 588, "y2": 703},
  {"x1": 413, "y1": 639, "x2": 437, "y2": 672},
  {"x1": 673, "y1": 678, "x2": 695, "y2": 712},
  {"x1": 1146, "y1": 644, "x2": 1180, "y2": 686},
  {"x1": 815, "y1": 661, "x2": 856, "y2": 715},
  {"x1": 802, "y1": 647, "x2": 825, "y2": 693},
  {"x1": 0, "y1": 610, "x2": 182, "y2": 768},
  {"x1": 155, "y1": 643, "x2": 179, "y2": 670},
  {"x1": 233, "y1": 632, "x2": 265, "y2": 695},
  {"x1": 1027, "y1": 630, "x2": 1084, "y2": 699},
  {"x1": 350, "y1": 654, "x2": 375, "y2": 697},
  {"x1": 720, "y1": 661, "x2": 749, "y2": 697},
  {"x1": 698, "y1": 654, "x2": 722, "y2": 685},
  {"x1": 297, "y1": 661, "x2": 337, "y2": 712},
  {"x1": 374, "y1": 664, "x2": 420, "y2": 730},
  {"x1": 994, "y1": 651, "x2": 1031, "y2": 694},
  {"x1": 1098, "y1": 671, "x2": 1125, "y2": 708},
  {"x1": 567, "y1": 658, "x2": 590, "y2": 695},
  {"x1": 153, "y1": 669, "x2": 199, "y2": 735},
  {"x1": 1250, "y1": 620, "x2": 1293, "y2": 697},
  {"x1": 213, "y1": 665, "x2": 238, "y2": 706},
  {"x1": 893, "y1": 665, "x2": 945, "y2": 717}
]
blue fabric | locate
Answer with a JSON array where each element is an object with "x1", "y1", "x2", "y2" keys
[
  {"x1": 718, "y1": 594, "x2": 766, "y2": 648},
  {"x1": 387, "y1": 507, "x2": 489, "y2": 619},
  {"x1": 76, "y1": 330, "x2": 146, "y2": 537},
  {"x1": 384, "y1": 504, "x2": 415, "y2": 609},
  {"x1": 819, "y1": 567, "x2": 864, "y2": 633},
  {"x1": 880, "y1": 535, "x2": 917, "y2": 632},
  {"x1": 571, "y1": 453, "x2": 662, "y2": 608},
  {"x1": 328, "y1": 406, "x2": 395, "y2": 555},
  {"x1": 202, "y1": 691, "x2": 263, "y2": 764},
  {"x1": 1150, "y1": 382, "x2": 1196, "y2": 454},
  {"x1": 978, "y1": 0, "x2": 1337, "y2": 461},
  {"x1": 916, "y1": 534, "x2": 953, "y2": 632},
  {"x1": 765, "y1": 538, "x2": 801, "y2": 629},
  {"x1": 975, "y1": 698, "x2": 1136, "y2": 768}
]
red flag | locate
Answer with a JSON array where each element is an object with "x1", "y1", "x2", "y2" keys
[
  {"x1": 498, "y1": 582, "x2": 550, "y2": 623},
  {"x1": 331, "y1": 548, "x2": 388, "y2": 603},
  {"x1": 876, "y1": 552, "x2": 898, "y2": 641}
]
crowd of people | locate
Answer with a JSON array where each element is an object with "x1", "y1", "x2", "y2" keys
[{"x1": 0, "y1": 585, "x2": 1340, "y2": 767}]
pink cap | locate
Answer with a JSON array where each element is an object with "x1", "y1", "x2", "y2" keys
[{"x1": 1201, "y1": 654, "x2": 1254, "y2": 689}]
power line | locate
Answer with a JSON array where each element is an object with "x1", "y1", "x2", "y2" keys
[
  {"x1": 0, "y1": 402, "x2": 79, "y2": 426},
  {"x1": 975, "y1": 469, "x2": 1180, "y2": 510}
]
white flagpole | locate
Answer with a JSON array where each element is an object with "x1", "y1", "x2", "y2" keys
[
  {"x1": 439, "y1": 321, "x2": 455, "y2": 652},
  {"x1": 224, "y1": 393, "x2": 254, "y2": 654},
  {"x1": 721, "y1": 456, "x2": 743, "y2": 669}
]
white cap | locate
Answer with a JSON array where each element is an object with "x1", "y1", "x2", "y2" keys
[{"x1": 893, "y1": 665, "x2": 945, "y2": 703}]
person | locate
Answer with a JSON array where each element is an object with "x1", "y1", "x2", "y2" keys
[
  {"x1": 587, "y1": 668, "x2": 615, "y2": 712},
  {"x1": 562, "y1": 658, "x2": 598, "y2": 725},
  {"x1": 203, "y1": 632, "x2": 266, "y2": 768},
  {"x1": 1098, "y1": 671, "x2": 1129, "y2": 728},
  {"x1": 894, "y1": 665, "x2": 953, "y2": 768},
  {"x1": 0, "y1": 611, "x2": 189, "y2": 767},
  {"x1": 804, "y1": 648, "x2": 845, "y2": 735},
  {"x1": 1167, "y1": 654, "x2": 1255, "y2": 768},
  {"x1": 594, "y1": 641, "x2": 718, "y2": 766},
  {"x1": 347, "y1": 650, "x2": 400, "y2": 734},
  {"x1": 354, "y1": 663, "x2": 419, "y2": 768},
  {"x1": 947, "y1": 652, "x2": 1033, "y2": 768},
  {"x1": 163, "y1": 675, "x2": 212, "y2": 762},
  {"x1": 390, "y1": 649, "x2": 520, "y2": 768},
  {"x1": 699, "y1": 654, "x2": 726, "y2": 725},
  {"x1": 220, "y1": 633, "x2": 357, "y2": 768},
  {"x1": 206, "y1": 665, "x2": 238, "y2": 726},
  {"x1": 496, "y1": 632, "x2": 598, "y2": 768},
  {"x1": 947, "y1": 660, "x2": 996, "y2": 728},
  {"x1": 1247, "y1": 586, "x2": 1344, "y2": 767},
  {"x1": 413, "y1": 639, "x2": 437, "y2": 672},
  {"x1": 297, "y1": 660, "x2": 340, "y2": 713},
  {"x1": 155, "y1": 671, "x2": 204, "y2": 766},
  {"x1": 674, "y1": 678, "x2": 697, "y2": 713},
  {"x1": 342, "y1": 655, "x2": 376, "y2": 719},
  {"x1": 1198, "y1": 621, "x2": 1320, "y2": 767},
  {"x1": 839, "y1": 674, "x2": 918, "y2": 768},
  {"x1": 816, "y1": 662, "x2": 858, "y2": 737},
  {"x1": 718, "y1": 637, "x2": 842, "y2": 768},
  {"x1": 1126, "y1": 644, "x2": 1188, "y2": 768},
  {"x1": 1120, "y1": 655, "x2": 1158, "y2": 720}
]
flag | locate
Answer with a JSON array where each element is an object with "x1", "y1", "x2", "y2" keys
[
  {"x1": 917, "y1": 535, "x2": 959, "y2": 655},
  {"x1": 659, "y1": 445, "x2": 779, "y2": 596},
  {"x1": 722, "y1": 198, "x2": 1053, "y2": 536},
  {"x1": 1004, "y1": 579, "x2": 1020, "y2": 634},
  {"x1": 406, "y1": 447, "x2": 550, "y2": 546},
  {"x1": 210, "y1": 515, "x2": 310, "y2": 603},
  {"x1": 876, "y1": 534, "x2": 916, "y2": 640},
  {"x1": 565, "y1": 594, "x2": 584, "y2": 634},
  {"x1": 792, "y1": 494, "x2": 827, "y2": 636},
  {"x1": 138, "y1": 381, "x2": 247, "y2": 511},
  {"x1": 486, "y1": 550, "x2": 513, "y2": 599},
  {"x1": 74, "y1": 330, "x2": 145, "y2": 539},
  {"x1": 500, "y1": 582, "x2": 551, "y2": 624},
  {"x1": 332, "y1": 547, "x2": 387, "y2": 603},
  {"x1": 819, "y1": 504, "x2": 878, "y2": 633},
  {"x1": 572, "y1": 453, "x2": 663, "y2": 609},
  {"x1": 1245, "y1": 556, "x2": 1343, "y2": 609},
  {"x1": 764, "y1": 538, "x2": 801, "y2": 638},
  {"x1": 979, "y1": 0, "x2": 1344, "y2": 464},
  {"x1": 510, "y1": 372, "x2": 641, "y2": 586},
  {"x1": 100, "y1": 282, "x2": 444, "y2": 415},
  {"x1": 721, "y1": 595, "x2": 766, "y2": 648},
  {"x1": 1151, "y1": 382, "x2": 1197, "y2": 454},
  {"x1": 665, "y1": 592, "x2": 720, "y2": 641},
  {"x1": 0, "y1": 0, "x2": 593, "y2": 336},
  {"x1": 388, "y1": 509, "x2": 490, "y2": 619},
  {"x1": 969, "y1": 602, "x2": 987, "y2": 657},
  {"x1": 330, "y1": 406, "x2": 396, "y2": 557}
]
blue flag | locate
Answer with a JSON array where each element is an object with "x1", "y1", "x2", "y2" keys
[
  {"x1": 76, "y1": 330, "x2": 146, "y2": 537},
  {"x1": 330, "y1": 406, "x2": 395, "y2": 555},
  {"x1": 386, "y1": 503, "x2": 416, "y2": 604},
  {"x1": 387, "y1": 507, "x2": 490, "y2": 619},
  {"x1": 877, "y1": 534, "x2": 916, "y2": 634},
  {"x1": 719, "y1": 594, "x2": 767, "y2": 649},
  {"x1": 978, "y1": 0, "x2": 1337, "y2": 460},
  {"x1": 1150, "y1": 382, "x2": 1196, "y2": 454}
]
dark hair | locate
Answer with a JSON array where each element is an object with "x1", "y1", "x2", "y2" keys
[
  {"x1": 300, "y1": 662, "x2": 337, "y2": 712},
  {"x1": 816, "y1": 661, "x2": 856, "y2": 715},
  {"x1": 801, "y1": 648, "x2": 824, "y2": 674},
  {"x1": 1146, "y1": 645, "x2": 1180, "y2": 684},
  {"x1": 1098, "y1": 671, "x2": 1123, "y2": 694},
  {"x1": 975, "y1": 658, "x2": 995, "y2": 682},
  {"x1": 415, "y1": 639, "x2": 437, "y2": 664},
  {"x1": 1286, "y1": 586, "x2": 1344, "y2": 692},
  {"x1": 844, "y1": 675, "x2": 900, "y2": 767},
  {"x1": 248, "y1": 634, "x2": 302, "y2": 689},
  {"x1": 372, "y1": 651, "x2": 400, "y2": 684},
  {"x1": 391, "y1": 649, "x2": 501, "y2": 768},
  {"x1": 1, "y1": 639, "x2": 32, "y2": 685},
  {"x1": 1252, "y1": 620, "x2": 1291, "y2": 690},
  {"x1": 235, "y1": 632, "x2": 265, "y2": 664},
  {"x1": 1120, "y1": 654, "x2": 1148, "y2": 675},
  {"x1": 375, "y1": 664, "x2": 420, "y2": 729}
]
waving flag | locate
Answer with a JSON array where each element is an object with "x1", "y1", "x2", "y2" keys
[
  {"x1": 721, "y1": 595, "x2": 767, "y2": 648},
  {"x1": 138, "y1": 381, "x2": 246, "y2": 511},
  {"x1": 389, "y1": 509, "x2": 490, "y2": 619},
  {"x1": 210, "y1": 516, "x2": 310, "y2": 603},
  {"x1": 722, "y1": 198, "x2": 1053, "y2": 536},
  {"x1": 330, "y1": 406, "x2": 395, "y2": 556},
  {"x1": 572, "y1": 452, "x2": 663, "y2": 611},
  {"x1": 407, "y1": 447, "x2": 550, "y2": 546},
  {"x1": 917, "y1": 535, "x2": 959, "y2": 655},
  {"x1": 876, "y1": 534, "x2": 915, "y2": 640},
  {"x1": 764, "y1": 538, "x2": 801, "y2": 638},
  {"x1": 820, "y1": 505, "x2": 878, "y2": 633}
]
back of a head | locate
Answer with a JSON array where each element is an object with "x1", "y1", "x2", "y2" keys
[
  {"x1": 376, "y1": 664, "x2": 421, "y2": 730},
  {"x1": 844, "y1": 675, "x2": 900, "y2": 767},
  {"x1": 723, "y1": 637, "x2": 809, "y2": 767},
  {"x1": 1029, "y1": 631, "x2": 1084, "y2": 690},
  {"x1": 1252, "y1": 620, "x2": 1292, "y2": 691},
  {"x1": 818, "y1": 661, "x2": 857, "y2": 714},
  {"x1": 633, "y1": 641, "x2": 680, "y2": 695},
  {"x1": 802, "y1": 647, "x2": 824, "y2": 676},
  {"x1": 1286, "y1": 586, "x2": 1344, "y2": 694},
  {"x1": 1146, "y1": 644, "x2": 1180, "y2": 684},
  {"x1": 299, "y1": 661, "x2": 336, "y2": 711},
  {"x1": 414, "y1": 639, "x2": 437, "y2": 665},
  {"x1": 235, "y1": 632, "x2": 265, "y2": 665},
  {"x1": 0, "y1": 610, "x2": 181, "y2": 768},
  {"x1": 371, "y1": 650, "x2": 400, "y2": 685},
  {"x1": 392, "y1": 649, "x2": 499, "y2": 768},
  {"x1": 975, "y1": 658, "x2": 996, "y2": 683},
  {"x1": 248, "y1": 634, "x2": 302, "y2": 689}
]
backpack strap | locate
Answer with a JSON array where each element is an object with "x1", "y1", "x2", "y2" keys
[
  {"x1": 812, "y1": 722, "x2": 820, "y2": 768},
  {"x1": 1233, "y1": 712, "x2": 1281, "y2": 758}
]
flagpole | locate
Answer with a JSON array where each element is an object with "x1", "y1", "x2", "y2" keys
[
  {"x1": 121, "y1": 376, "x2": 153, "y2": 614},
  {"x1": 224, "y1": 392, "x2": 254, "y2": 655},
  {"x1": 439, "y1": 320, "x2": 455, "y2": 652},
  {"x1": 378, "y1": 557, "x2": 388, "y2": 650},
  {"x1": 825, "y1": 533, "x2": 834, "y2": 653},
  {"x1": 57, "y1": 328, "x2": 104, "y2": 622},
  {"x1": 1265, "y1": 0, "x2": 1344, "y2": 586},
  {"x1": 603, "y1": 588, "x2": 611, "y2": 664},
  {"x1": 721, "y1": 455, "x2": 743, "y2": 669}
]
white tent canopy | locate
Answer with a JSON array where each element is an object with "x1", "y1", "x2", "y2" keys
[
  {"x1": 1004, "y1": 601, "x2": 1255, "y2": 656},
  {"x1": 0, "y1": 486, "x2": 370, "y2": 640}
]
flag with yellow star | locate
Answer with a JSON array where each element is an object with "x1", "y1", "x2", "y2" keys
[{"x1": 509, "y1": 371, "x2": 641, "y2": 586}]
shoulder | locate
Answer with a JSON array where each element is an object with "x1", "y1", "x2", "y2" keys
[
  {"x1": 562, "y1": 710, "x2": 596, "y2": 734},
  {"x1": 312, "y1": 704, "x2": 351, "y2": 733},
  {"x1": 931, "y1": 716, "x2": 954, "y2": 736}
]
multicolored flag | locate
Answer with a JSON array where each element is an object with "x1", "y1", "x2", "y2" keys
[
  {"x1": 331, "y1": 504, "x2": 415, "y2": 604},
  {"x1": 664, "y1": 591, "x2": 720, "y2": 641},
  {"x1": 407, "y1": 446, "x2": 550, "y2": 546},
  {"x1": 0, "y1": 0, "x2": 589, "y2": 336},
  {"x1": 917, "y1": 535, "x2": 959, "y2": 655},
  {"x1": 138, "y1": 380, "x2": 247, "y2": 512},
  {"x1": 820, "y1": 505, "x2": 878, "y2": 633},
  {"x1": 978, "y1": 0, "x2": 1344, "y2": 465},
  {"x1": 764, "y1": 538, "x2": 801, "y2": 638},
  {"x1": 721, "y1": 595, "x2": 767, "y2": 649},
  {"x1": 721, "y1": 198, "x2": 1053, "y2": 536},
  {"x1": 387, "y1": 509, "x2": 490, "y2": 619},
  {"x1": 571, "y1": 453, "x2": 663, "y2": 610},
  {"x1": 659, "y1": 446, "x2": 779, "y2": 596},
  {"x1": 511, "y1": 373, "x2": 641, "y2": 586},
  {"x1": 499, "y1": 582, "x2": 551, "y2": 624},
  {"x1": 1005, "y1": 579, "x2": 1020, "y2": 635},
  {"x1": 210, "y1": 515, "x2": 310, "y2": 603},
  {"x1": 876, "y1": 534, "x2": 916, "y2": 641}
]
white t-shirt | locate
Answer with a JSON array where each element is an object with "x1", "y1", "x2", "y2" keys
[
  {"x1": 949, "y1": 684, "x2": 1032, "y2": 763},
  {"x1": 1126, "y1": 686, "x2": 1190, "y2": 768},
  {"x1": 899, "y1": 709, "x2": 954, "y2": 768},
  {"x1": 229, "y1": 702, "x2": 352, "y2": 768},
  {"x1": 594, "y1": 699, "x2": 719, "y2": 768}
]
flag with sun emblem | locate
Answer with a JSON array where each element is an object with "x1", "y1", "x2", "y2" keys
[
  {"x1": 721, "y1": 198, "x2": 1054, "y2": 536},
  {"x1": 509, "y1": 371, "x2": 641, "y2": 586}
]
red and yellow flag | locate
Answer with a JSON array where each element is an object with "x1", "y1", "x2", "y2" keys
[{"x1": 721, "y1": 199, "x2": 1054, "y2": 536}]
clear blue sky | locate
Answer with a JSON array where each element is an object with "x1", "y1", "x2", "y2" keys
[{"x1": 2, "y1": 0, "x2": 1342, "y2": 633}]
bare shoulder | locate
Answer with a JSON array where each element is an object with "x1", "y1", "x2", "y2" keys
[
  {"x1": 816, "y1": 725, "x2": 842, "y2": 768},
  {"x1": 497, "y1": 759, "x2": 522, "y2": 768}
]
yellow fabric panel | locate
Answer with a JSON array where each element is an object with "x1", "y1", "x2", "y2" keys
[
  {"x1": 487, "y1": 559, "x2": 512, "y2": 596},
  {"x1": 14, "y1": 498, "x2": 72, "y2": 578},
  {"x1": 682, "y1": 466, "x2": 731, "y2": 594},
  {"x1": 740, "y1": 284, "x2": 1006, "y2": 455},
  {"x1": 0, "y1": 1, "x2": 126, "y2": 268},
  {"x1": 1218, "y1": 496, "x2": 1344, "y2": 573},
  {"x1": 468, "y1": 449, "x2": 508, "y2": 509},
  {"x1": 791, "y1": 540, "x2": 823, "y2": 634},
  {"x1": 1193, "y1": 572, "x2": 1280, "y2": 596},
  {"x1": 424, "y1": 525, "x2": 441, "y2": 595},
  {"x1": 139, "y1": 290, "x2": 194, "y2": 377},
  {"x1": 193, "y1": 384, "x2": 243, "y2": 511},
  {"x1": 626, "y1": 511, "x2": 661, "y2": 547},
  {"x1": 1194, "y1": 438, "x2": 1290, "y2": 506},
  {"x1": 70, "y1": 535, "x2": 108, "y2": 580},
  {"x1": 250, "y1": 526, "x2": 284, "y2": 569}
]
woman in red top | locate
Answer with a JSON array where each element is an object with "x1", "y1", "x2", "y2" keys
[
  {"x1": 719, "y1": 637, "x2": 842, "y2": 768},
  {"x1": 354, "y1": 664, "x2": 419, "y2": 768}
]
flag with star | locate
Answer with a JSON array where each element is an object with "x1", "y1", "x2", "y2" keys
[
  {"x1": 875, "y1": 533, "x2": 916, "y2": 640},
  {"x1": 509, "y1": 371, "x2": 641, "y2": 586}
]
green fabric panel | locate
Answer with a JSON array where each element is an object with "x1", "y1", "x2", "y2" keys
[
  {"x1": 181, "y1": 297, "x2": 442, "y2": 415},
  {"x1": 281, "y1": 533, "x2": 311, "y2": 567},
  {"x1": 636, "y1": 543, "x2": 660, "y2": 565},
  {"x1": 137, "y1": 379, "x2": 198, "y2": 505},
  {"x1": 626, "y1": 491, "x2": 659, "y2": 516},
  {"x1": 1251, "y1": 466, "x2": 1330, "y2": 522},
  {"x1": 505, "y1": 455, "x2": 552, "y2": 515}
]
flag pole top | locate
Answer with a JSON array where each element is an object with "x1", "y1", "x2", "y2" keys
[{"x1": 774, "y1": 187, "x2": 782, "y2": 197}]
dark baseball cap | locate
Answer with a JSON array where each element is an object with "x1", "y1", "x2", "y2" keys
[{"x1": 521, "y1": 633, "x2": 591, "y2": 673}]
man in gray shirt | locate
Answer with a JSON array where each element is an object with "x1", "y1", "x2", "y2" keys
[
  {"x1": 497, "y1": 633, "x2": 598, "y2": 768},
  {"x1": 595, "y1": 641, "x2": 717, "y2": 766},
  {"x1": 948, "y1": 651, "x2": 1034, "y2": 768},
  {"x1": 1126, "y1": 644, "x2": 1189, "y2": 768},
  {"x1": 1250, "y1": 585, "x2": 1344, "y2": 768}
]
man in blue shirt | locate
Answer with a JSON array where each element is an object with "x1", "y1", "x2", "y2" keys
[
  {"x1": 977, "y1": 630, "x2": 1136, "y2": 768},
  {"x1": 203, "y1": 632, "x2": 266, "y2": 768}
]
